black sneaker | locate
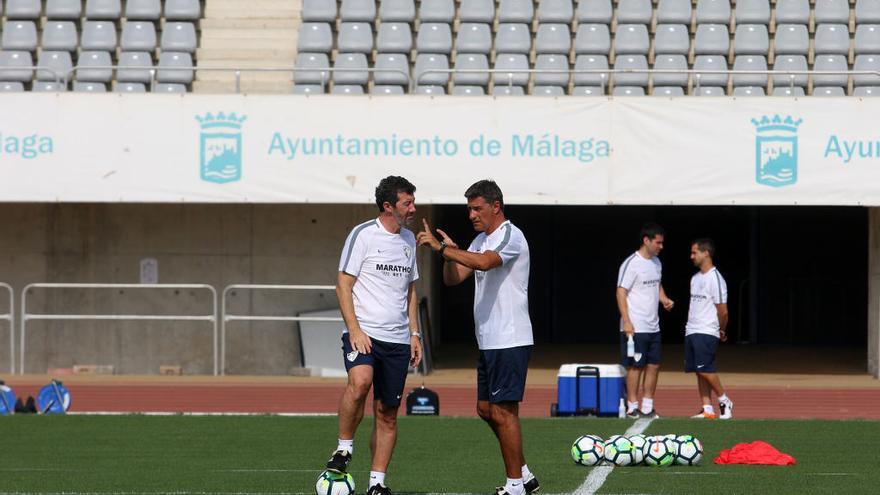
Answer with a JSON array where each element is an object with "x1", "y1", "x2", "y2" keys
[
  {"x1": 640, "y1": 409, "x2": 660, "y2": 419},
  {"x1": 524, "y1": 473, "x2": 540, "y2": 494},
  {"x1": 366, "y1": 483, "x2": 393, "y2": 495},
  {"x1": 626, "y1": 409, "x2": 640, "y2": 419},
  {"x1": 324, "y1": 449, "x2": 351, "y2": 473}
]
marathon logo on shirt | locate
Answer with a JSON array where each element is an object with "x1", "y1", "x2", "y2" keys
[
  {"x1": 375, "y1": 263, "x2": 413, "y2": 277},
  {"x1": 691, "y1": 294, "x2": 708, "y2": 301},
  {"x1": 642, "y1": 278, "x2": 661, "y2": 286}
]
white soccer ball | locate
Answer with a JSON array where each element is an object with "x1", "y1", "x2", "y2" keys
[
  {"x1": 604, "y1": 435, "x2": 637, "y2": 466},
  {"x1": 673, "y1": 435, "x2": 704, "y2": 465},
  {"x1": 315, "y1": 470, "x2": 355, "y2": 495},
  {"x1": 643, "y1": 436, "x2": 675, "y2": 467},
  {"x1": 627, "y1": 434, "x2": 647, "y2": 465},
  {"x1": 571, "y1": 435, "x2": 605, "y2": 466}
]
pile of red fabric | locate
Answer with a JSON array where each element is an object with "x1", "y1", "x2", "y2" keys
[{"x1": 714, "y1": 441, "x2": 796, "y2": 465}]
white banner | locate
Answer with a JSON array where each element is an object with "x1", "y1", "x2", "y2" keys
[{"x1": 0, "y1": 94, "x2": 878, "y2": 205}]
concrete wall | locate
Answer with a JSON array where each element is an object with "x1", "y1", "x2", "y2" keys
[
  {"x1": 870, "y1": 208, "x2": 880, "y2": 378},
  {"x1": 0, "y1": 203, "x2": 436, "y2": 375}
]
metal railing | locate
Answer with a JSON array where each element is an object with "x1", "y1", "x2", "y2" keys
[
  {"x1": 220, "y1": 284, "x2": 341, "y2": 375},
  {"x1": 19, "y1": 283, "x2": 218, "y2": 375},
  {"x1": 0, "y1": 283, "x2": 13, "y2": 374}
]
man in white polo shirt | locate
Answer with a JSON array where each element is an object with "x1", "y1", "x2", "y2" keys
[
  {"x1": 686, "y1": 238, "x2": 734, "y2": 420},
  {"x1": 617, "y1": 222, "x2": 674, "y2": 419},
  {"x1": 417, "y1": 180, "x2": 537, "y2": 495},
  {"x1": 323, "y1": 176, "x2": 423, "y2": 495}
]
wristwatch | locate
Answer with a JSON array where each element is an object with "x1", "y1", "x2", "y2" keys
[{"x1": 439, "y1": 240, "x2": 448, "y2": 256}]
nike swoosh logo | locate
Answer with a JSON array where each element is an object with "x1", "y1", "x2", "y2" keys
[
  {"x1": 697, "y1": 365, "x2": 705, "y2": 369},
  {"x1": 491, "y1": 389, "x2": 502, "y2": 396}
]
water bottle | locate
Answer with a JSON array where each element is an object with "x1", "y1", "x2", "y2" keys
[
  {"x1": 627, "y1": 335, "x2": 635, "y2": 357},
  {"x1": 618, "y1": 398, "x2": 626, "y2": 418}
]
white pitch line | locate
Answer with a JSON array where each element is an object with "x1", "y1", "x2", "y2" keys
[
  {"x1": 66, "y1": 412, "x2": 335, "y2": 417},
  {"x1": 572, "y1": 418, "x2": 654, "y2": 495}
]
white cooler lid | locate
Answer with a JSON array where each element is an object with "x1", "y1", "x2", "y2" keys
[{"x1": 557, "y1": 363, "x2": 626, "y2": 378}]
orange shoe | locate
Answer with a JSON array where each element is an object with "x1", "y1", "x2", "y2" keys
[{"x1": 690, "y1": 410, "x2": 717, "y2": 419}]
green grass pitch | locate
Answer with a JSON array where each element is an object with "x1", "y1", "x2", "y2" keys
[{"x1": 1, "y1": 415, "x2": 878, "y2": 494}]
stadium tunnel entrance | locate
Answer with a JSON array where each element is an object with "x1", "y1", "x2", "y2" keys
[{"x1": 429, "y1": 205, "x2": 874, "y2": 375}]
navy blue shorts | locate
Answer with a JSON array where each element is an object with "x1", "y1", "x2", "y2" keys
[
  {"x1": 619, "y1": 332, "x2": 662, "y2": 368},
  {"x1": 684, "y1": 333, "x2": 719, "y2": 373},
  {"x1": 477, "y1": 346, "x2": 532, "y2": 403},
  {"x1": 341, "y1": 333, "x2": 410, "y2": 407}
]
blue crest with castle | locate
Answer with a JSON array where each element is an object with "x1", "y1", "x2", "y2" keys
[
  {"x1": 752, "y1": 115, "x2": 802, "y2": 188},
  {"x1": 196, "y1": 111, "x2": 247, "y2": 184}
]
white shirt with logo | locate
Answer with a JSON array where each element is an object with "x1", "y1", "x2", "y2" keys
[
  {"x1": 338, "y1": 218, "x2": 418, "y2": 344},
  {"x1": 617, "y1": 251, "x2": 663, "y2": 333},
  {"x1": 468, "y1": 220, "x2": 534, "y2": 350},
  {"x1": 685, "y1": 267, "x2": 728, "y2": 337}
]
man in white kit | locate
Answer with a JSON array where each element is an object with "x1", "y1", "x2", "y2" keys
[
  {"x1": 686, "y1": 238, "x2": 734, "y2": 419},
  {"x1": 323, "y1": 176, "x2": 423, "y2": 495},
  {"x1": 617, "y1": 222, "x2": 674, "y2": 419},
  {"x1": 417, "y1": 180, "x2": 538, "y2": 495}
]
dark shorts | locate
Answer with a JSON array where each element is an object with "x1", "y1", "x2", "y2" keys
[
  {"x1": 477, "y1": 345, "x2": 532, "y2": 403},
  {"x1": 619, "y1": 332, "x2": 662, "y2": 368},
  {"x1": 684, "y1": 333, "x2": 719, "y2": 373},
  {"x1": 341, "y1": 333, "x2": 410, "y2": 407}
]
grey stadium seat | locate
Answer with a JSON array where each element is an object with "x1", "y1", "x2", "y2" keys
[
  {"x1": 116, "y1": 51, "x2": 154, "y2": 84},
  {"x1": 73, "y1": 81, "x2": 107, "y2": 92},
  {"x1": 0, "y1": 82, "x2": 25, "y2": 92},
  {"x1": 773, "y1": 25, "x2": 809, "y2": 56},
  {"x1": 814, "y1": 24, "x2": 850, "y2": 56},
  {"x1": 614, "y1": 24, "x2": 649, "y2": 55},
  {"x1": 460, "y1": 0, "x2": 495, "y2": 23},
  {"x1": 162, "y1": 23, "x2": 198, "y2": 53},
  {"x1": 534, "y1": 54, "x2": 570, "y2": 86},
  {"x1": 656, "y1": 0, "x2": 692, "y2": 25},
  {"x1": 77, "y1": 51, "x2": 113, "y2": 83},
  {"x1": 41, "y1": 21, "x2": 78, "y2": 52},
  {"x1": 774, "y1": 0, "x2": 810, "y2": 25},
  {"x1": 453, "y1": 53, "x2": 489, "y2": 86},
  {"x1": 379, "y1": 0, "x2": 415, "y2": 23},
  {"x1": 537, "y1": 0, "x2": 573, "y2": 23},
  {"x1": 302, "y1": 0, "x2": 337, "y2": 22},
  {"x1": 419, "y1": 0, "x2": 455, "y2": 23},
  {"x1": 572, "y1": 86, "x2": 604, "y2": 95},
  {"x1": 812, "y1": 54, "x2": 848, "y2": 87},
  {"x1": 293, "y1": 84, "x2": 325, "y2": 94},
  {"x1": 5, "y1": 0, "x2": 41, "y2": 19},
  {"x1": 340, "y1": 0, "x2": 376, "y2": 22},
  {"x1": 154, "y1": 83, "x2": 187, "y2": 93},
  {"x1": 856, "y1": 0, "x2": 880, "y2": 24},
  {"x1": 0, "y1": 51, "x2": 33, "y2": 82},
  {"x1": 298, "y1": 23, "x2": 333, "y2": 53},
  {"x1": 653, "y1": 24, "x2": 690, "y2": 55},
  {"x1": 81, "y1": 21, "x2": 117, "y2": 51},
  {"x1": 415, "y1": 85, "x2": 445, "y2": 94},
  {"x1": 333, "y1": 53, "x2": 369, "y2": 85},
  {"x1": 695, "y1": 86, "x2": 725, "y2": 96},
  {"x1": 535, "y1": 24, "x2": 571, "y2": 54},
  {"x1": 494, "y1": 85, "x2": 526, "y2": 95},
  {"x1": 814, "y1": 0, "x2": 850, "y2": 24},
  {"x1": 33, "y1": 81, "x2": 68, "y2": 91},
  {"x1": 452, "y1": 85, "x2": 485, "y2": 95},
  {"x1": 498, "y1": 0, "x2": 534, "y2": 23},
  {"x1": 36, "y1": 50, "x2": 73, "y2": 81},
  {"x1": 416, "y1": 23, "x2": 452, "y2": 54},
  {"x1": 332, "y1": 85, "x2": 365, "y2": 94},
  {"x1": 694, "y1": 24, "x2": 730, "y2": 55},
  {"x1": 533, "y1": 85, "x2": 565, "y2": 95},
  {"x1": 692, "y1": 54, "x2": 729, "y2": 87},
  {"x1": 772, "y1": 55, "x2": 808, "y2": 87},
  {"x1": 652, "y1": 86, "x2": 686, "y2": 96},
  {"x1": 493, "y1": 53, "x2": 530, "y2": 86},
  {"x1": 46, "y1": 0, "x2": 82, "y2": 19},
  {"x1": 652, "y1": 54, "x2": 688, "y2": 86},
  {"x1": 372, "y1": 85, "x2": 405, "y2": 95},
  {"x1": 115, "y1": 82, "x2": 147, "y2": 92},
  {"x1": 813, "y1": 86, "x2": 845, "y2": 96},
  {"x1": 772, "y1": 86, "x2": 805, "y2": 96},
  {"x1": 495, "y1": 24, "x2": 532, "y2": 54},
  {"x1": 695, "y1": 0, "x2": 731, "y2": 25},
  {"x1": 613, "y1": 54, "x2": 649, "y2": 87},
  {"x1": 855, "y1": 25, "x2": 880, "y2": 54},
  {"x1": 854, "y1": 55, "x2": 880, "y2": 86},
  {"x1": 121, "y1": 21, "x2": 157, "y2": 52},
  {"x1": 577, "y1": 0, "x2": 612, "y2": 24},
  {"x1": 732, "y1": 55, "x2": 768, "y2": 87},
  {"x1": 85, "y1": 0, "x2": 121, "y2": 20},
  {"x1": 164, "y1": 0, "x2": 201, "y2": 21},
  {"x1": 373, "y1": 53, "x2": 410, "y2": 85},
  {"x1": 573, "y1": 54, "x2": 609, "y2": 86},
  {"x1": 734, "y1": 24, "x2": 769, "y2": 56},
  {"x1": 125, "y1": 0, "x2": 161, "y2": 20},
  {"x1": 293, "y1": 52, "x2": 330, "y2": 85},
  {"x1": 456, "y1": 23, "x2": 492, "y2": 54},
  {"x1": 613, "y1": 86, "x2": 646, "y2": 96},
  {"x1": 733, "y1": 86, "x2": 765, "y2": 96},
  {"x1": 575, "y1": 24, "x2": 611, "y2": 55},
  {"x1": 337, "y1": 22, "x2": 374, "y2": 54},
  {"x1": 616, "y1": 0, "x2": 653, "y2": 24},
  {"x1": 157, "y1": 52, "x2": 193, "y2": 84},
  {"x1": 376, "y1": 23, "x2": 412, "y2": 53},
  {"x1": 2, "y1": 21, "x2": 38, "y2": 51},
  {"x1": 414, "y1": 53, "x2": 449, "y2": 85},
  {"x1": 854, "y1": 86, "x2": 880, "y2": 96},
  {"x1": 735, "y1": 0, "x2": 770, "y2": 25}
]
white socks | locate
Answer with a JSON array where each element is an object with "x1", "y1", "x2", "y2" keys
[
  {"x1": 627, "y1": 400, "x2": 639, "y2": 413},
  {"x1": 369, "y1": 471, "x2": 385, "y2": 488},
  {"x1": 505, "y1": 477, "x2": 525, "y2": 495},
  {"x1": 336, "y1": 438, "x2": 354, "y2": 454},
  {"x1": 719, "y1": 394, "x2": 731, "y2": 404},
  {"x1": 703, "y1": 404, "x2": 715, "y2": 414},
  {"x1": 521, "y1": 464, "x2": 532, "y2": 480},
  {"x1": 641, "y1": 397, "x2": 654, "y2": 414}
]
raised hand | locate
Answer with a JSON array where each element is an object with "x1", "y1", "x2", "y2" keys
[{"x1": 417, "y1": 218, "x2": 441, "y2": 250}]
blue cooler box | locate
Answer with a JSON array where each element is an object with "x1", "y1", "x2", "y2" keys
[{"x1": 554, "y1": 364, "x2": 625, "y2": 416}]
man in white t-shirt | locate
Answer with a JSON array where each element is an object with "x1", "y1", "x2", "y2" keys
[
  {"x1": 685, "y1": 238, "x2": 734, "y2": 420},
  {"x1": 417, "y1": 180, "x2": 537, "y2": 495},
  {"x1": 324, "y1": 176, "x2": 423, "y2": 495},
  {"x1": 617, "y1": 222, "x2": 674, "y2": 419}
]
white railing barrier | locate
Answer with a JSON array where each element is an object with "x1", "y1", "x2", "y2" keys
[
  {"x1": 0, "y1": 283, "x2": 13, "y2": 374},
  {"x1": 19, "y1": 283, "x2": 218, "y2": 375}
]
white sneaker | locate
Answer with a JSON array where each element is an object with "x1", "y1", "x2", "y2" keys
[{"x1": 719, "y1": 399, "x2": 733, "y2": 419}]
